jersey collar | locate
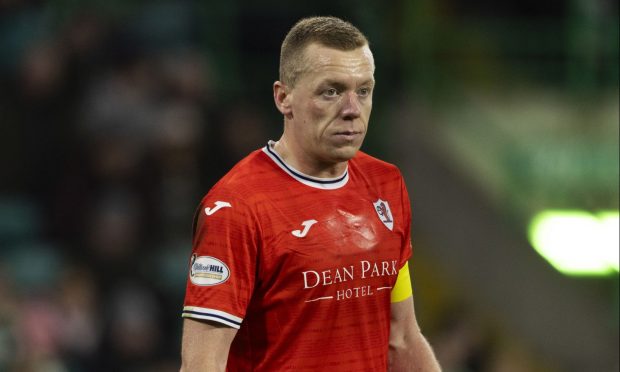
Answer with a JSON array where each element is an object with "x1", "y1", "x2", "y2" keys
[{"x1": 262, "y1": 141, "x2": 349, "y2": 190}]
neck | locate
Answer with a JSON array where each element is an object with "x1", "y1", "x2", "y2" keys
[{"x1": 272, "y1": 137, "x2": 348, "y2": 178}]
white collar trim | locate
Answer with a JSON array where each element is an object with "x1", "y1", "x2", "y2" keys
[{"x1": 262, "y1": 141, "x2": 349, "y2": 190}]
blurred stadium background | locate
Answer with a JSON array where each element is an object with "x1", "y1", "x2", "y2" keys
[{"x1": 0, "y1": 0, "x2": 617, "y2": 371}]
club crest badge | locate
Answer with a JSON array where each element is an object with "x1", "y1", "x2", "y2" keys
[{"x1": 373, "y1": 199, "x2": 394, "y2": 231}]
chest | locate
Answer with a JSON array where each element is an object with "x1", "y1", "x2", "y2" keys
[{"x1": 256, "y1": 189, "x2": 404, "y2": 286}]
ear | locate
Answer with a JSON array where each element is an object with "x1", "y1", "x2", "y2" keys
[{"x1": 273, "y1": 81, "x2": 293, "y2": 119}]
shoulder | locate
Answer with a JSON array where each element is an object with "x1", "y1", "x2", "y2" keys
[
  {"x1": 202, "y1": 148, "x2": 272, "y2": 203},
  {"x1": 350, "y1": 151, "x2": 404, "y2": 180},
  {"x1": 348, "y1": 151, "x2": 410, "y2": 203}
]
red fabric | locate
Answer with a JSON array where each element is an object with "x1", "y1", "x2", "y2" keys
[{"x1": 183, "y1": 145, "x2": 412, "y2": 371}]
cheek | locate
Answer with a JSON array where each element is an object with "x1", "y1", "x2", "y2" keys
[
  {"x1": 306, "y1": 101, "x2": 336, "y2": 135},
  {"x1": 308, "y1": 99, "x2": 333, "y2": 120},
  {"x1": 363, "y1": 99, "x2": 373, "y2": 114},
  {"x1": 361, "y1": 103, "x2": 372, "y2": 124}
]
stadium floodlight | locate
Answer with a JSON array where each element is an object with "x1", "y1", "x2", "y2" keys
[{"x1": 528, "y1": 210, "x2": 620, "y2": 276}]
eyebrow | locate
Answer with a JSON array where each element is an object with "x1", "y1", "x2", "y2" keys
[{"x1": 319, "y1": 78, "x2": 375, "y2": 89}]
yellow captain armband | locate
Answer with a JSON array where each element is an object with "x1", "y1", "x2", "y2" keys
[{"x1": 390, "y1": 262, "x2": 413, "y2": 303}]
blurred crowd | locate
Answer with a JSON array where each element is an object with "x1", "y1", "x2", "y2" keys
[{"x1": 0, "y1": 3, "x2": 271, "y2": 371}]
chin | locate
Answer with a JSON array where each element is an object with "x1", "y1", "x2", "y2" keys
[{"x1": 329, "y1": 146, "x2": 360, "y2": 162}]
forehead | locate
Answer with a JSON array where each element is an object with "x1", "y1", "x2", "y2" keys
[{"x1": 300, "y1": 43, "x2": 375, "y2": 83}]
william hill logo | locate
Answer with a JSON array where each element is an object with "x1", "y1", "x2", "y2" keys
[
  {"x1": 190, "y1": 255, "x2": 230, "y2": 286},
  {"x1": 194, "y1": 263, "x2": 224, "y2": 278}
]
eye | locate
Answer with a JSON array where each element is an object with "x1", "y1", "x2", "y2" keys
[
  {"x1": 323, "y1": 88, "x2": 339, "y2": 97},
  {"x1": 358, "y1": 87, "x2": 371, "y2": 97}
]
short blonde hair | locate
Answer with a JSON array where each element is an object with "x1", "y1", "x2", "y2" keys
[{"x1": 279, "y1": 16, "x2": 369, "y2": 87}]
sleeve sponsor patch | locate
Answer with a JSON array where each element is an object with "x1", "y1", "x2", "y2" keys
[{"x1": 189, "y1": 254, "x2": 230, "y2": 286}]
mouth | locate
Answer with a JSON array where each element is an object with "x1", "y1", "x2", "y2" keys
[{"x1": 333, "y1": 130, "x2": 362, "y2": 141}]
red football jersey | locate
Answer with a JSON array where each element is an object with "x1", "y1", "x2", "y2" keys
[{"x1": 183, "y1": 141, "x2": 413, "y2": 371}]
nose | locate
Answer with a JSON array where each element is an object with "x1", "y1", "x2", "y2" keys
[{"x1": 340, "y1": 92, "x2": 361, "y2": 120}]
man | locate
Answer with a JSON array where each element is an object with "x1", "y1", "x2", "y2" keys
[{"x1": 180, "y1": 16, "x2": 441, "y2": 371}]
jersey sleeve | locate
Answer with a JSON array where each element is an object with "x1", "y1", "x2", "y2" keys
[
  {"x1": 398, "y1": 173, "x2": 413, "y2": 268},
  {"x1": 182, "y1": 193, "x2": 259, "y2": 329}
]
